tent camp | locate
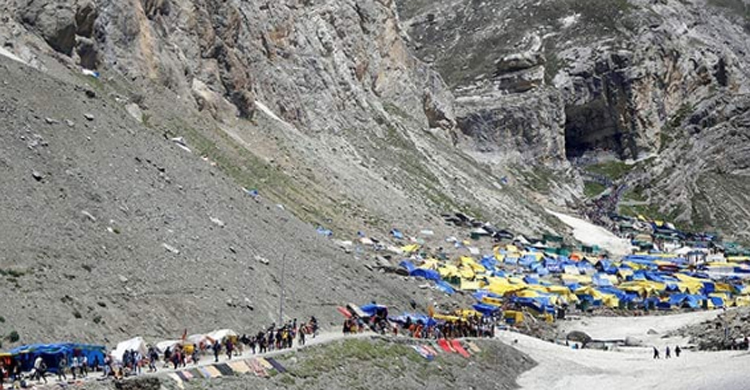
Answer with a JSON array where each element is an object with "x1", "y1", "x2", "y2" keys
[{"x1": 111, "y1": 337, "x2": 147, "y2": 363}]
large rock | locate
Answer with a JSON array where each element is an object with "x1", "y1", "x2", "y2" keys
[
  {"x1": 455, "y1": 87, "x2": 567, "y2": 166},
  {"x1": 21, "y1": 0, "x2": 78, "y2": 55},
  {"x1": 74, "y1": 0, "x2": 97, "y2": 37}
]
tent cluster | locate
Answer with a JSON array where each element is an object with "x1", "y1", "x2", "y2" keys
[{"x1": 390, "y1": 224, "x2": 750, "y2": 324}]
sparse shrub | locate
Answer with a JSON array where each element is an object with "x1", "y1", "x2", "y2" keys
[{"x1": 7, "y1": 331, "x2": 19, "y2": 343}]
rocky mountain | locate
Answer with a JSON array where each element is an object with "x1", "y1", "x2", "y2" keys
[
  {"x1": 397, "y1": 0, "x2": 750, "y2": 239},
  {"x1": 0, "y1": 0, "x2": 570, "y2": 345},
  {"x1": 2, "y1": 0, "x2": 750, "y2": 346}
]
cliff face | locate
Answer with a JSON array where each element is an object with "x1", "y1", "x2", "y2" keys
[
  {"x1": 397, "y1": 0, "x2": 750, "y2": 238},
  {"x1": 0, "y1": 0, "x2": 576, "y2": 343}
]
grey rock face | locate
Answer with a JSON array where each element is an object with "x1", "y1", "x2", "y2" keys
[
  {"x1": 455, "y1": 88, "x2": 566, "y2": 166},
  {"x1": 21, "y1": 0, "x2": 78, "y2": 55}
]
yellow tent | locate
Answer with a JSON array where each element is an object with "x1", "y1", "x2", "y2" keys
[
  {"x1": 433, "y1": 314, "x2": 463, "y2": 322},
  {"x1": 562, "y1": 274, "x2": 592, "y2": 285},
  {"x1": 482, "y1": 296, "x2": 504, "y2": 307},
  {"x1": 456, "y1": 309, "x2": 482, "y2": 319},
  {"x1": 460, "y1": 279, "x2": 482, "y2": 291},
  {"x1": 617, "y1": 268, "x2": 634, "y2": 279},
  {"x1": 727, "y1": 256, "x2": 750, "y2": 262},
  {"x1": 460, "y1": 256, "x2": 487, "y2": 273},
  {"x1": 419, "y1": 258, "x2": 440, "y2": 270},
  {"x1": 735, "y1": 296, "x2": 750, "y2": 307},
  {"x1": 459, "y1": 266, "x2": 476, "y2": 280},
  {"x1": 488, "y1": 284, "x2": 526, "y2": 296},
  {"x1": 401, "y1": 244, "x2": 420, "y2": 253},
  {"x1": 438, "y1": 264, "x2": 460, "y2": 278},
  {"x1": 619, "y1": 281, "x2": 665, "y2": 296},
  {"x1": 504, "y1": 310, "x2": 524, "y2": 324}
]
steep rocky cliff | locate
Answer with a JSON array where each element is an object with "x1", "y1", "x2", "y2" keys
[{"x1": 397, "y1": 0, "x2": 750, "y2": 239}]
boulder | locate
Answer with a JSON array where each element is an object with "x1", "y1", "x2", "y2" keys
[
  {"x1": 21, "y1": 0, "x2": 78, "y2": 55},
  {"x1": 74, "y1": 0, "x2": 97, "y2": 37},
  {"x1": 75, "y1": 36, "x2": 98, "y2": 69},
  {"x1": 566, "y1": 330, "x2": 593, "y2": 345},
  {"x1": 115, "y1": 377, "x2": 161, "y2": 390}
]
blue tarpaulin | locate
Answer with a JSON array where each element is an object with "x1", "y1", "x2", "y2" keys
[
  {"x1": 360, "y1": 303, "x2": 388, "y2": 317},
  {"x1": 399, "y1": 261, "x2": 416, "y2": 273},
  {"x1": 11, "y1": 343, "x2": 105, "y2": 373},
  {"x1": 435, "y1": 281, "x2": 455, "y2": 295},
  {"x1": 472, "y1": 303, "x2": 500, "y2": 316},
  {"x1": 391, "y1": 229, "x2": 404, "y2": 239},
  {"x1": 411, "y1": 268, "x2": 441, "y2": 281}
]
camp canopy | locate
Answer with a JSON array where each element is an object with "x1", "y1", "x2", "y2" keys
[
  {"x1": 156, "y1": 339, "x2": 184, "y2": 352},
  {"x1": 206, "y1": 329, "x2": 239, "y2": 343},
  {"x1": 111, "y1": 337, "x2": 147, "y2": 363},
  {"x1": 11, "y1": 343, "x2": 105, "y2": 373}
]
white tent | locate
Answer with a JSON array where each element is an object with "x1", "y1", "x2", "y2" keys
[
  {"x1": 111, "y1": 337, "x2": 147, "y2": 363},
  {"x1": 187, "y1": 334, "x2": 210, "y2": 347},
  {"x1": 155, "y1": 340, "x2": 182, "y2": 353},
  {"x1": 206, "y1": 329, "x2": 238, "y2": 343}
]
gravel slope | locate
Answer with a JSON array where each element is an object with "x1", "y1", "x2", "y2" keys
[{"x1": 0, "y1": 54, "x2": 432, "y2": 346}]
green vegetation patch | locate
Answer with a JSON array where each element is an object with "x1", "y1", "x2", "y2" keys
[
  {"x1": 586, "y1": 160, "x2": 633, "y2": 181},
  {"x1": 584, "y1": 181, "x2": 607, "y2": 198}
]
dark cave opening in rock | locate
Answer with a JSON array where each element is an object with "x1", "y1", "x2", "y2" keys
[{"x1": 564, "y1": 100, "x2": 637, "y2": 160}]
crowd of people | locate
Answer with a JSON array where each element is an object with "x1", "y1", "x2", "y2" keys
[
  {"x1": 395, "y1": 314, "x2": 498, "y2": 340},
  {"x1": 340, "y1": 310, "x2": 499, "y2": 341},
  {"x1": 0, "y1": 317, "x2": 320, "y2": 388}
]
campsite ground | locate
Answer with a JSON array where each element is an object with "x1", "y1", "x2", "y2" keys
[{"x1": 499, "y1": 310, "x2": 750, "y2": 390}]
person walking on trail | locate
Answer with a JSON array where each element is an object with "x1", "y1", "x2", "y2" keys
[
  {"x1": 33, "y1": 356, "x2": 47, "y2": 384},
  {"x1": 212, "y1": 340, "x2": 221, "y2": 363},
  {"x1": 163, "y1": 347, "x2": 172, "y2": 369},
  {"x1": 653, "y1": 346, "x2": 660, "y2": 359},
  {"x1": 148, "y1": 347, "x2": 159, "y2": 372},
  {"x1": 80, "y1": 355, "x2": 88, "y2": 378},
  {"x1": 299, "y1": 327, "x2": 306, "y2": 346},
  {"x1": 70, "y1": 356, "x2": 79, "y2": 380},
  {"x1": 665, "y1": 346, "x2": 671, "y2": 359},
  {"x1": 57, "y1": 356, "x2": 68, "y2": 382},
  {"x1": 225, "y1": 338, "x2": 234, "y2": 361},
  {"x1": 675, "y1": 346, "x2": 681, "y2": 358},
  {"x1": 191, "y1": 345, "x2": 199, "y2": 365}
]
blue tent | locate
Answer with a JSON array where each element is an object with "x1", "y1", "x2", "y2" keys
[
  {"x1": 592, "y1": 273, "x2": 613, "y2": 287},
  {"x1": 435, "y1": 281, "x2": 455, "y2": 295},
  {"x1": 399, "y1": 261, "x2": 416, "y2": 273},
  {"x1": 523, "y1": 275, "x2": 539, "y2": 285},
  {"x1": 11, "y1": 343, "x2": 105, "y2": 373},
  {"x1": 360, "y1": 303, "x2": 388, "y2": 317},
  {"x1": 391, "y1": 229, "x2": 404, "y2": 239},
  {"x1": 410, "y1": 268, "x2": 441, "y2": 281},
  {"x1": 390, "y1": 312, "x2": 437, "y2": 327},
  {"x1": 472, "y1": 303, "x2": 500, "y2": 316},
  {"x1": 480, "y1": 256, "x2": 498, "y2": 271}
]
